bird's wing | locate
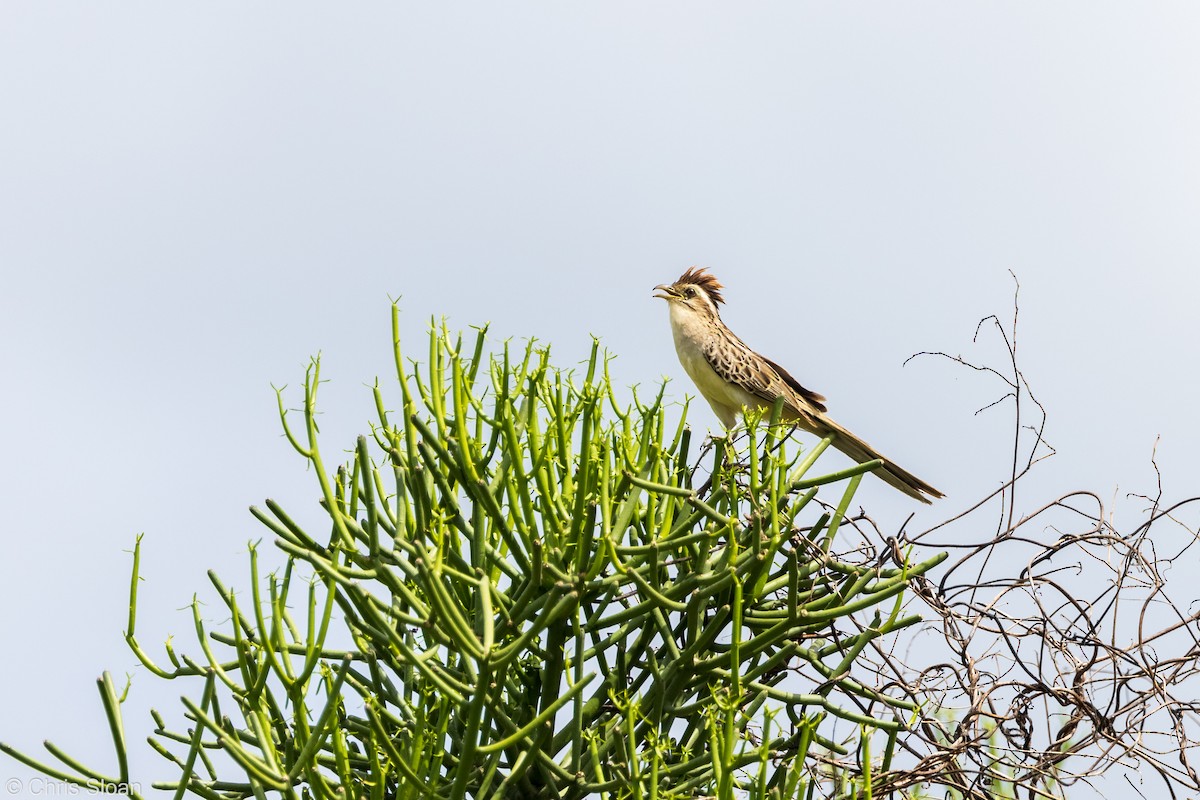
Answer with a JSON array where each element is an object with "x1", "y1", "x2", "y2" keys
[
  {"x1": 701, "y1": 335, "x2": 828, "y2": 415},
  {"x1": 761, "y1": 356, "x2": 827, "y2": 413}
]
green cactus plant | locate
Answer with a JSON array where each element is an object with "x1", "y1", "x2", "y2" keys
[{"x1": 2, "y1": 305, "x2": 945, "y2": 799}]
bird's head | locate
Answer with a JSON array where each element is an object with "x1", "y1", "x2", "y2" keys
[{"x1": 653, "y1": 267, "x2": 725, "y2": 320}]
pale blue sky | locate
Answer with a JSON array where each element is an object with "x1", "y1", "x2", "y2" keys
[{"x1": 2, "y1": 3, "x2": 1198, "y2": 795}]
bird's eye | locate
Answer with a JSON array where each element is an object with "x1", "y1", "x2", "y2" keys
[{"x1": 684, "y1": 288, "x2": 695, "y2": 298}]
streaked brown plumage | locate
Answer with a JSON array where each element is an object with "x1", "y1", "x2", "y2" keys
[{"x1": 654, "y1": 267, "x2": 943, "y2": 504}]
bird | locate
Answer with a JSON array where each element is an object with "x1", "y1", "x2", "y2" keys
[{"x1": 654, "y1": 267, "x2": 943, "y2": 504}]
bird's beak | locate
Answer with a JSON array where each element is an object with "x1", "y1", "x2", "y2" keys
[{"x1": 653, "y1": 284, "x2": 676, "y2": 301}]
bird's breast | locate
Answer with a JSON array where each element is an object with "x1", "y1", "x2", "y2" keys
[{"x1": 667, "y1": 308, "x2": 757, "y2": 417}]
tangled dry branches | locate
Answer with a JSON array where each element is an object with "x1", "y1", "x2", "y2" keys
[{"x1": 847, "y1": 276, "x2": 1200, "y2": 799}]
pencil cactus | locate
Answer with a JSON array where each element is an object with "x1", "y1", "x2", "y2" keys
[{"x1": 3, "y1": 305, "x2": 944, "y2": 799}]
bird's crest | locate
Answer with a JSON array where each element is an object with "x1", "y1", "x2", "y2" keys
[{"x1": 675, "y1": 267, "x2": 725, "y2": 306}]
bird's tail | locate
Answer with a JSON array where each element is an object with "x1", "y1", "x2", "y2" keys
[{"x1": 818, "y1": 417, "x2": 944, "y2": 504}]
